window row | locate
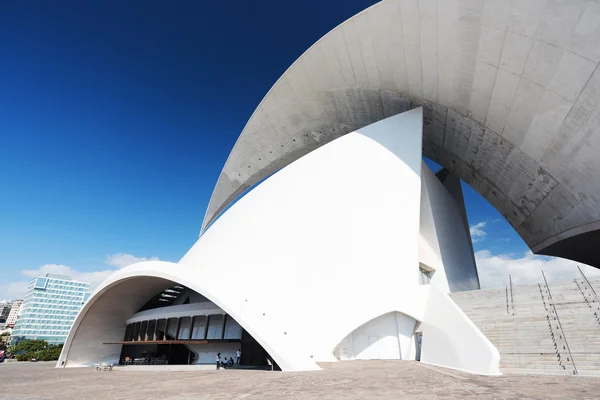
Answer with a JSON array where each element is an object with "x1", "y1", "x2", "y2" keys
[
  {"x1": 15, "y1": 330, "x2": 70, "y2": 335},
  {"x1": 23, "y1": 300, "x2": 83, "y2": 308},
  {"x1": 123, "y1": 314, "x2": 243, "y2": 342},
  {"x1": 22, "y1": 310, "x2": 79, "y2": 316},
  {"x1": 18, "y1": 314, "x2": 76, "y2": 321}
]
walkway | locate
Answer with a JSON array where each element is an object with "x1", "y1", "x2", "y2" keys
[{"x1": 2, "y1": 360, "x2": 600, "y2": 399}]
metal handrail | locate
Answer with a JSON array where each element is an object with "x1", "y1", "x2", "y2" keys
[
  {"x1": 509, "y1": 274, "x2": 515, "y2": 315},
  {"x1": 578, "y1": 265, "x2": 597, "y2": 296},
  {"x1": 541, "y1": 270, "x2": 578, "y2": 375},
  {"x1": 505, "y1": 286, "x2": 509, "y2": 314}
]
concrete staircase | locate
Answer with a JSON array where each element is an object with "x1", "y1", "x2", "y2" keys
[
  {"x1": 450, "y1": 277, "x2": 600, "y2": 376},
  {"x1": 545, "y1": 278, "x2": 600, "y2": 376}
]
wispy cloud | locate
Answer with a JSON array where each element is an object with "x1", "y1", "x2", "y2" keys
[
  {"x1": 475, "y1": 249, "x2": 600, "y2": 289},
  {"x1": 469, "y1": 221, "x2": 487, "y2": 243},
  {"x1": 0, "y1": 253, "x2": 161, "y2": 299},
  {"x1": 104, "y1": 253, "x2": 159, "y2": 269}
]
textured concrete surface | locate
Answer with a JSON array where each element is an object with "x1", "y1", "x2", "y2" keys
[
  {"x1": 201, "y1": 0, "x2": 600, "y2": 267},
  {"x1": 452, "y1": 277, "x2": 600, "y2": 376},
  {"x1": 2, "y1": 360, "x2": 600, "y2": 400}
]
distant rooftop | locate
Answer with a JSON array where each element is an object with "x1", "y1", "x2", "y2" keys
[{"x1": 45, "y1": 273, "x2": 73, "y2": 280}]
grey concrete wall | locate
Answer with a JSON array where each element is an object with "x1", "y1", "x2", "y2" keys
[
  {"x1": 201, "y1": 0, "x2": 600, "y2": 267},
  {"x1": 422, "y1": 165, "x2": 480, "y2": 292},
  {"x1": 58, "y1": 277, "x2": 174, "y2": 367}
]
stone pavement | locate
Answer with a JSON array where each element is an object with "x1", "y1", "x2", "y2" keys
[{"x1": 1, "y1": 360, "x2": 600, "y2": 400}]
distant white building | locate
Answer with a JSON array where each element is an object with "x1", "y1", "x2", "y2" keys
[
  {"x1": 6, "y1": 300, "x2": 23, "y2": 327},
  {"x1": 0, "y1": 300, "x2": 12, "y2": 326},
  {"x1": 12, "y1": 274, "x2": 90, "y2": 345}
]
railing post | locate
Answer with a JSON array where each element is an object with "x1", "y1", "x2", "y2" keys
[
  {"x1": 578, "y1": 265, "x2": 597, "y2": 296},
  {"x1": 541, "y1": 270, "x2": 578, "y2": 375},
  {"x1": 509, "y1": 274, "x2": 516, "y2": 315}
]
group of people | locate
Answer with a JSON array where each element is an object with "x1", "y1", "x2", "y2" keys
[{"x1": 216, "y1": 349, "x2": 241, "y2": 370}]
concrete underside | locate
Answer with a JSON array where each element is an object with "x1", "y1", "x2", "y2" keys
[
  {"x1": 5, "y1": 361, "x2": 600, "y2": 400},
  {"x1": 202, "y1": 0, "x2": 600, "y2": 267}
]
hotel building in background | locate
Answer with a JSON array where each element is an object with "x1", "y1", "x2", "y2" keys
[{"x1": 11, "y1": 274, "x2": 90, "y2": 345}]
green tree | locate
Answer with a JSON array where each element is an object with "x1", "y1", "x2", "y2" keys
[
  {"x1": 13, "y1": 339, "x2": 48, "y2": 355},
  {"x1": 12, "y1": 340, "x2": 63, "y2": 361}
]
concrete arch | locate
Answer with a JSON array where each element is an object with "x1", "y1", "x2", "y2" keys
[
  {"x1": 57, "y1": 261, "x2": 315, "y2": 371},
  {"x1": 334, "y1": 310, "x2": 419, "y2": 361},
  {"x1": 202, "y1": 0, "x2": 600, "y2": 267},
  {"x1": 59, "y1": 110, "x2": 499, "y2": 375}
]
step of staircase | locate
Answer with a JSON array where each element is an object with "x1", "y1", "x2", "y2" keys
[{"x1": 451, "y1": 277, "x2": 600, "y2": 376}]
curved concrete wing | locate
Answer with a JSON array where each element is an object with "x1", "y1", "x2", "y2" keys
[
  {"x1": 57, "y1": 261, "x2": 317, "y2": 371},
  {"x1": 59, "y1": 109, "x2": 499, "y2": 375},
  {"x1": 203, "y1": 0, "x2": 600, "y2": 267}
]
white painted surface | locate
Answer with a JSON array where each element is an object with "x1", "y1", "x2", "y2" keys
[
  {"x1": 180, "y1": 108, "x2": 425, "y2": 370},
  {"x1": 336, "y1": 312, "x2": 416, "y2": 361},
  {"x1": 126, "y1": 302, "x2": 224, "y2": 324},
  {"x1": 59, "y1": 108, "x2": 499, "y2": 375},
  {"x1": 200, "y1": 0, "x2": 600, "y2": 266},
  {"x1": 420, "y1": 166, "x2": 480, "y2": 292},
  {"x1": 6, "y1": 300, "x2": 22, "y2": 326},
  {"x1": 421, "y1": 285, "x2": 501, "y2": 375},
  {"x1": 396, "y1": 312, "x2": 417, "y2": 360}
]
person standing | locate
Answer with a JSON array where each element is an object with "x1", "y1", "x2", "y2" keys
[
  {"x1": 216, "y1": 353, "x2": 221, "y2": 370},
  {"x1": 236, "y1": 349, "x2": 241, "y2": 365}
]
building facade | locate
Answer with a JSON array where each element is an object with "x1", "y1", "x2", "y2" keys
[
  {"x1": 12, "y1": 274, "x2": 90, "y2": 345},
  {"x1": 6, "y1": 300, "x2": 23, "y2": 328},
  {"x1": 200, "y1": 0, "x2": 600, "y2": 269},
  {"x1": 55, "y1": 0, "x2": 600, "y2": 375},
  {"x1": 0, "y1": 300, "x2": 12, "y2": 325},
  {"x1": 58, "y1": 109, "x2": 500, "y2": 375}
]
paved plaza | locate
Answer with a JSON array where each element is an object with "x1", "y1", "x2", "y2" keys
[{"x1": 2, "y1": 361, "x2": 600, "y2": 400}]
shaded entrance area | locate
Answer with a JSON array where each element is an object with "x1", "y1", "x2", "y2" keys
[
  {"x1": 119, "y1": 343, "x2": 194, "y2": 365},
  {"x1": 112, "y1": 284, "x2": 273, "y2": 368}
]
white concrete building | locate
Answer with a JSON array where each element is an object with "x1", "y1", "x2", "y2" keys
[
  {"x1": 6, "y1": 300, "x2": 22, "y2": 328},
  {"x1": 58, "y1": 108, "x2": 500, "y2": 375},
  {"x1": 202, "y1": 0, "x2": 600, "y2": 269},
  {"x1": 59, "y1": 0, "x2": 600, "y2": 375},
  {"x1": 0, "y1": 300, "x2": 12, "y2": 326}
]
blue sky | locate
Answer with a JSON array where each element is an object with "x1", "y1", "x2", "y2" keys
[{"x1": 0, "y1": 0, "x2": 592, "y2": 299}]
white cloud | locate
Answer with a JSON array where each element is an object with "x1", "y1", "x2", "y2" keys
[
  {"x1": 0, "y1": 253, "x2": 161, "y2": 299},
  {"x1": 104, "y1": 253, "x2": 159, "y2": 269},
  {"x1": 0, "y1": 281, "x2": 29, "y2": 300},
  {"x1": 469, "y1": 221, "x2": 487, "y2": 243},
  {"x1": 476, "y1": 249, "x2": 600, "y2": 289}
]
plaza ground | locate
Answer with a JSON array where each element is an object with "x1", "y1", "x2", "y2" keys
[{"x1": 2, "y1": 360, "x2": 600, "y2": 400}]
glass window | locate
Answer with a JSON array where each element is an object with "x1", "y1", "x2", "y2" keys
[
  {"x1": 419, "y1": 267, "x2": 432, "y2": 285},
  {"x1": 156, "y1": 319, "x2": 166, "y2": 341},
  {"x1": 224, "y1": 315, "x2": 243, "y2": 339},
  {"x1": 191, "y1": 316, "x2": 207, "y2": 340},
  {"x1": 34, "y1": 277, "x2": 48, "y2": 289},
  {"x1": 166, "y1": 318, "x2": 178, "y2": 340},
  {"x1": 132, "y1": 321, "x2": 141, "y2": 341},
  {"x1": 206, "y1": 315, "x2": 224, "y2": 340},
  {"x1": 147, "y1": 320, "x2": 156, "y2": 341},
  {"x1": 178, "y1": 317, "x2": 192, "y2": 340},
  {"x1": 124, "y1": 324, "x2": 133, "y2": 341},
  {"x1": 140, "y1": 320, "x2": 149, "y2": 341}
]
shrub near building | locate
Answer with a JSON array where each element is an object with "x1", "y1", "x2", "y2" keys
[{"x1": 13, "y1": 339, "x2": 62, "y2": 361}]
